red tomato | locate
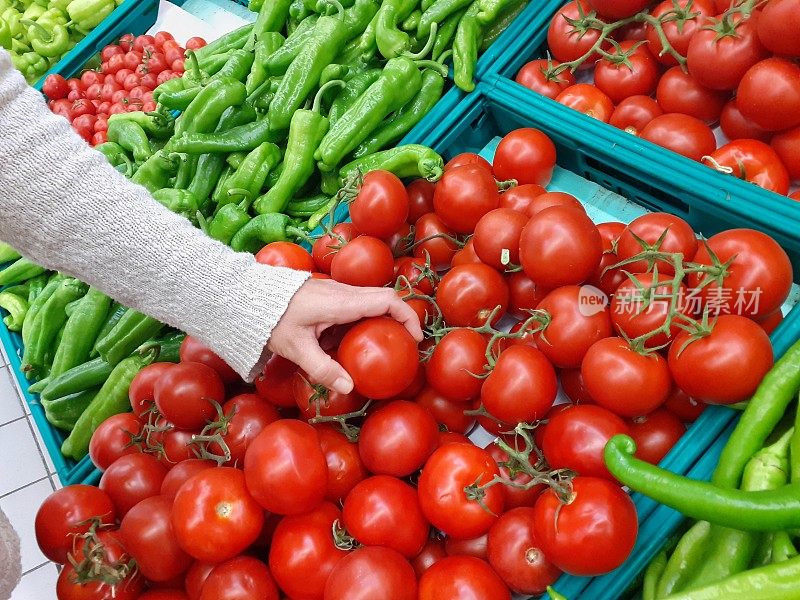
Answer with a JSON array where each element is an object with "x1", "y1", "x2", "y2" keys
[
  {"x1": 57, "y1": 564, "x2": 143, "y2": 600},
  {"x1": 581, "y1": 337, "x2": 673, "y2": 417},
  {"x1": 610, "y1": 95, "x2": 663, "y2": 134},
  {"x1": 244, "y1": 420, "x2": 327, "y2": 514},
  {"x1": 198, "y1": 556, "x2": 279, "y2": 599},
  {"x1": 325, "y1": 546, "x2": 417, "y2": 600},
  {"x1": 415, "y1": 385, "x2": 476, "y2": 433},
  {"x1": 534, "y1": 477, "x2": 637, "y2": 576},
  {"x1": 80, "y1": 70, "x2": 103, "y2": 88},
  {"x1": 595, "y1": 41, "x2": 660, "y2": 104},
  {"x1": 50, "y1": 98, "x2": 74, "y2": 120},
  {"x1": 314, "y1": 424, "x2": 368, "y2": 502},
  {"x1": 656, "y1": 66, "x2": 729, "y2": 124},
  {"x1": 445, "y1": 534, "x2": 488, "y2": 559},
  {"x1": 255, "y1": 354, "x2": 298, "y2": 408},
  {"x1": 646, "y1": 0, "x2": 716, "y2": 66},
  {"x1": 668, "y1": 315, "x2": 773, "y2": 404},
  {"x1": 411, "y1": 538, "x2": 447, "y2": 578},
  {"x1": 515, "y1": 58, "x2": 576, "y2": 99},
  {"x1": 140, "y1": 73, "x2": 158, "y2": 89},
  {"x1": 43, "y1": 74, "x2": 70, "y2": 99},
  {"x1": 210, "y1": 394, "x2": 280, "y2": 465},
  {"x1": 445, "y1": 152, "x2": 493, "y2": 172},
  {"x1": 542, "y1": 404, "x2": 632, "y2": 479},
  {"x1": 385, "y1": 222, "x2": 414, "y2": 257},
  {"x1": 99, "y1": 453, "x2": 168, "y2": 517},
  {"x1": 413, "y1": 213, "x2": 460, "y2": 269},
  {"x1": 616, "y1": 212, "x2": 698, "y2": 275},
  {"x1": 433, "y1": 165, "x2": 500, "y2": 233},
  {"x1": 153, "y1": 31, "x2": 174, "y2": 46},
  {"x1": 406, "y1": 179, "x2": 435, "y2": 223},
  {"x1": 663, "y1": 386, "x2": 705, "y2": 422},
  {"x1": 146, "y1": 52, "x2": 170, "y2": 74},
  {"x1": 482, "y1": 346, "x2": 557, "y2": 424},
  {"x1": 133, "y1": 34, "x2": 156, "y2": 52},
  {"x1": 451, "y1": 238, "x2": 483, "y2": 266},
  {"x1": 703, "y1": 139, "x2": 790, "y2": 195},
  {"x1": 350, "y1": 170, "x2": 409, "y2": 237},
  {"x1": 560, "y1": 368, "x2": 594, "y2": 404},
  {"x1": 534, "y1": 285, "x2": 613, "y2": 369},
  {"x1": 311, "y1": 222, "x2": 359, "y2": 273},
  {"x1": 71, "y1": 98, "x2": 96, "y2": 118},
  {"x1": 154, "y1": 362, "x2": 225, "y2": 430},
  {"x1": 493, "y1": 128, "x2": 557, "y2": 186},
  {"x1": 89, "y1": 413, "x2": 141, "y2": 471},
  {"x1": 486, "y1": 444, "x2": 545, "y2": 509},
  {"x1": 687, "y1": 228, "x2": 792, "y2": 319},
  {"x1": 119, "y1": 496, "x2": 192, "y2": 582},
  {"x1": 437, "y1": 263, "x2": 509, "y2": 327},
  {"x1": 91, "y1": 131, "x2": 108, "y2": 145},
  {"x1": 588, "y1": 0, "x2": 650, "y2": 17},
  {"x1": 185, "y1": 37, "x2": 207, "y2": 50},
  {"x1": 418, "y1": 556, "x2": 511, "y2": 600},
  {"x1": 737, "y1": 58, "x2": 800, "y2": 131},
  {"x1": 472, "y1": 208, "x2": 528, "y2": 270},
  {"x1": 757, "y1": 0, "x2": 800, "y2": 56},
  {"x1": 179, "y1": 335, "x2": 239, "y2": 383},
  {"x1": 771, "y1": 126, "x2": 800, "y2": 181},
  {"x1": 123, "y1": 51, "x2": 143, "y2": 71},
  {"x1": 343, "y1": 475, "x2": 429, "y2": 557},
  {"x1": 587, "y1": 221, "x2": 628, "y2": 296},
  {"x1": 330, "y1": 236, "x2": 394, "y2": 287},
  {"x1": 129, "y1": 362, "x2": 173, "y2": 417},
  {"x1": 106, "y1": 54, "x2": 126, "y2": 75},
  {"x1": 293, "y1": 370, "x2": 364, "y2": 419},
  {"x1": 418, "y1": 443, "x2": 505, "y2": 539},
  {"x1": 640, "y1": 113, "x2": 717, "y2": 161},
  {"x1": 499, "y1": 183, "x2": 546, "y2": 213},
  {"x1": 172, "y1": 467, "x2": 264, "y2": 563},
  {"x1": 160, "y1": 459, "x2": 215, "y2": 499},
  {"x1": 487, "y1": 507, "x2": 561, "y2": 594},
  {"x1": 527, "y1": 191, "x2": 585, "y2": 217},
  {"x1": 547, "y1": 1, "x2": 609, "y2": 66},
  {"x1": 556, "y1": 84, "x2": 615, "y2": 122},
  {"x1": 268, "y1": 502, "x2": 349, "y2": 599},
  {"x1": 171, "y1": 59, "x2": 185, "y2": 73},
  {"x1": 254, "y1": 241, "x2": 315, "y2": 270},
  {"x1": 395, "y1": 256, "x2": 436, "y2": 294},
  {"x1": 720, "y1": 99, "x2": 772, "y2": 143},
  {"x1": 426, "y1": 328, "x2": 488, "y2": 401},
  {"x1": 338, "y1": 317, "x2": 419, "y2": 399},
  {"x1": 628, "y1": 409, "x2": 685, "y2": 464},
  {"x1": 118, "y1": 34, "x2": 135, "y2": 52},
  {"x1": 506, "y1": 272, "x2": 549, "y2": 320},
  {"x1": 185, "y1": 560, "x2": 215, "y2": 600},
  {"x1": 35, "y1": 485, "x2": 116, "y2": 564}
]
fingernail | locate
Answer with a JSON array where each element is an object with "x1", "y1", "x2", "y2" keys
[{"x1": 332, "y1": 376, "x2": 354, "y2": 395}]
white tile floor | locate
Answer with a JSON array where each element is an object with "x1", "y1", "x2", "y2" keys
[{"x1": 0, "y1": 343, "x2": 62, "y2": 598}]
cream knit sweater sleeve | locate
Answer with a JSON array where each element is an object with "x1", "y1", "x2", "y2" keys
[{"x1": 0, "y1": 50, "x2": 310, "y2": 382}]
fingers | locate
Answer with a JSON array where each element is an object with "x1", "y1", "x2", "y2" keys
[
  {"x1": 356, "y1": 288, "x2": 424, "y2": 342},
  {"x1": 385, "y1": 293, "x2": 424, "y2": 342},
  {"x1": 294, "y1": 335, "x2": 354, "y2": 395}
]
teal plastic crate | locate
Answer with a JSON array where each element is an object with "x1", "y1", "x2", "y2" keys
[
  {"x1": 478, "y1": 0, "x2": 800, "y2": 252},
  {"x1": 414, "y1": 83, "x2": 800, "y2": 599},
  {"x1": 32, "y1": 0, "x2": 161, "y2": 90}
]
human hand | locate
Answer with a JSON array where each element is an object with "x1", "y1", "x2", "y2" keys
[{"x1": 267, "y1": 278, "x2": 424, "y2": 395}]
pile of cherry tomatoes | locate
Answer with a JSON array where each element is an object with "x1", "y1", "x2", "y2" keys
[
  {"x1": 516, "y1": 0, "x2": 800, "y2": 200},
  {"x1": 36, "y1": 126, "x2": 794, "y2": 599},
  {"x1": 41, "y1": 32, "x2": 206, "y2": 146}
]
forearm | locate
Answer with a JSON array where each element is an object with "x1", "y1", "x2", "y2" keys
[{"x1": 0, "y1": 51, "x2": 308, "y2": 380}]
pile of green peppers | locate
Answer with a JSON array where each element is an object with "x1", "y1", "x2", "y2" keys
[
  {"x1": 602, "y1": 338, "x2": 800, "y2": 599},
  {"x1": 1, "y1": 0, "x2": 121, "y2": 83}
]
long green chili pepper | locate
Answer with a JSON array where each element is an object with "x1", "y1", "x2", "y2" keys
[
  {"x1": 250, "y1": 0, "x2": 292, "y2": 45},
  {"x1": 22, "y1": 274, "x2": 67, "y2": 347},
  {"x1": 402, "y1": 9, "x2": 421, "y2": 31},
  {"x1": 213, "y1": 142, "x2": 281, "y2": 208},
  {"x1": 771, "y1": 531, "x2": 798, "y2": 564},
  {"x1": 316, "y1": 56, "x2": 425, "y2": 170},
  {"x1": 665, "y1": 553, "x2": 800, "y2": 600},
  {"x1": 213, "y1": 48, "x2": 255, "y2": 83},
  {"x1": 791, "y1": 391, "x2": 800, "y2": 483},
  {"x1": 352, "y1": 66, "x2": 445, "y2": 157},
  {"x1": 152, "y1": 189, "x2": 202, "y2": 224},
  {"x1": 245, "y1": 32, "x2": 285, "y2": 95},
  {"x1": 41, "y1": 356, "x2": 113, "y2": 403},
  {"x1": 606, "y1": 432, "x2": 800, "y2": 532},
  {"x1": 286, "y1": 194, "x2": 333, "y2": 217},
  {"x1": 94, "y1": 311, "x2": 165, "y2": 367},
  {"x1": 194, "y1": 24, "x2": 253, "y2": 63},
  {"x1": 752, "y1": 532, "x2": 775, "y2": 568},
  {"x1": 0, "y1": 257, "x2": 46, "y2": 286},
  {"x1": 655, "y1": 521, "x2": 712, "y2": 597},
  {"x1": 418, "y1": 0, "x2": 473, "y2": 38},
  {"x1": 320, "y1": 170, "x2": 341, "y2": 195},
  {"x1": 453, "y1": 2, "x2": 483, "y2": 92},
  {"x1": 108, "y1": 110, "x2": 174, "y2": 140},
  {"x1": 106, "y1": 119, "x2": 151, "y2": 164},
  {"x1": 0, "y1": 290, "x2": 28, "y2": 331},
  {"x1": 263, "y1": 14, "x2": 320, "y2": 76},
  {"x1": 201, "y1": 198, "x2": 253, "y2": 246},
  {"x1": 433, "y1": 8, "x2": 466, "y2": 59},
  {"x1": 95, "y1": 142, "x2": 134, "y2": 177},
  {"x1": 61, "y1": 348, "x2": 157, "y2": 460},
  {"x1": 339, "y1": 144, "x2": 445, "y2": 181},
  {"x1": 171, "y1": 120, "x2": 280, "y2": 155},
  {"x1": 267, "y1": 13, "x2": 350, "y2": 131},
  {"x1": 174, "y1": 78, "x2": 248, "y2": 138},
  {"x1": 230, "y1": 213, "x2": 308, "y2": 254},
  {"x1": 375, "y1": 0, "x2": 418, "y2": 58},
  {"x1": 0, "y1": 241, "x2": 20, "y2": 264},
  {"x1": 26, "y1": 274, "x2": 48, "y2": 305},
  {"x1": 476, "y1": 0, "x2": 523, "y2": 24},
  {"x1": 48, "y1": 288, "x2": 111, "y2": 381},
  {"x1": 255, "y1": 81, "x2": 345, "y2": 214},
  {"x1": 320, "y1": 63, "x2": 352, "y2": 87},
  {"x1": 307, "y1": 198, "x2": 338, "y2": 230},
  {"x1": 42, "y1": 387, "x2": 98, "y2": 431},
  {"x1": 328, "y1": 67, "x2": 382, "y2": 126},
  {"x1": 90, "y1": 304, "x2": 125, "y2": 358},
  {"x1": 643, "y1": 550, "x2": 668, "y2": 600},
  {"x1": 130, "y1": 151, "x2": 182, "y2": 194}
]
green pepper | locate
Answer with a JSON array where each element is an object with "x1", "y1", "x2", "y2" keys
[
  {"x1": 307, "y1": 198, "x2": 338, "y2": 230},
  {"x1": 0, "y1": 19, "x2": 12, "y2": 49},
  {"x1": 20, "y1": 19, "x2": 69, "y2": 57},
  {"x1": 352, "y1": 66, "x2": 445, "y2": 158},
  {"x1": 194, "y1": 24, "x2": 253, "y2": 63},
  {"x1": 42, "y1": 387, "x2": 98, "y2": 431},
  {"x1": 152, "y1": 189, "x2": 202, "y2": 223},
  {"x1": 480, "y1": 2, "x2": 525, "y2": 50},
  {"x1": 453, "y1": 2, "x2": 483, "y2": 92},
  {"x1": 107, "y1": 119, "x2": 151, "y2": 163},
  {"x1": 250, "y1": 0, "x2": 292, "y2": 46},
  {"x1": 41, "y1": 356, "x2": 112, "y2": 402},
  {"x1": 329, "y1": 67, "x2": 382, "y2": 127},
  {"x1": 320, "y1": 63, "x2": 353, "y2": 87},
  {"x1": 316, "y1": 57, "x2": 426, "y2": 170},
  {"x1": 90, "y1": 304, "x2": 124, "y2": 355},
  {"x1": 643, "y1": 549, "x2": 668, "y2": 600},
  {"x1": 655, "y1": 521, "x2": 712, "y2": 597},
  {"x1": 375, "y1": 0, "x2": 418, "y2": 58},
  {"x1": 288, "y1": 0, "x2": 312, "y2": 21},
  {"x1": 66, "y1": 0, "x2": 114, "y2": 30},
  {"x1": 108, "y1": 110, "x2": 175, "y2": 140},
  {"x1": 230, "y1": 213, "x2": 308, "y2": 254},
  {"x1": 21, "y1": 2, "x2": 45, "y2": 20},
  {"x1": 174, "y1": 77, "x2": 247, "y2": 138},
  {"x1": 402, "y1": 9, "x2": 422, "y2": 31},
  {"x1": 0, "y1": 257, "x2": 46, "y2": 286},
  {"x1": 771, "y1": 530, "x2": 798, "y2": 564},
  {"x1": 263, "y1": 14, "x2": 320, "y2": 76},
  {"x1": 2, "y1": 7, "x2": 23, "y2": 37},
  {"x1": 286, "y1": 194, "x2": 334, "y2": 218},
  {"x1": 94, "y1": 310, "x2": 165, "y2": 367},
  {"x1": 267, "y1": 14, "x2": 350, "y2": 131},
  {"x1": 130, "y1": 150, "x2": 182, "y2": 194},
  {"x1": 26, "y1": 274, "x2": 49, "y2": 305},
  {"x1": 339, "y1": 144, "x2": 445, "y2": 182},
  {"x1": 36, "y1": 6, "x2": 69, "y2": 27},
  {"x1": 158, "y1": 54, "x2": 250, "y2": 112},
  {"x1": 245, "y1": 32, "x2": 285, "y2": 95},
  {"x1": 255, "y1": 81, "x2": 343, "y2": 214},
  {"x1": 0, "y1": 291, "x2": 28, "y2": 331},
  {"x1": 95, "y1": 141, "x2": 134, "y2": 176},
  {"x1": 418, "y1": 0, "x2": 473, "y2": 38},
  {"x1": 605, "y1": 432, "x2": 800, "y2": 532},
  {"x1": 61, "y1": 348, "x2": 156, "y2": 460},
  {"x1": 48, "y1": 287, "x2": 111, "y2": 381},
  {"x1": 22, "y1": 274, "x2": 66, "y2": 347},
  {"x1": 12, "y1": 51, "x2": 49, "y2": 83},
  {"x1": 433, "y1": 7, "x2": 466, "y2": 59},
  {"x1": 202, "y1": 197, "x2": 253, "y2": 246},
  {"x1": 226, "y1": 152, "x2": 248, "y2": 170},
  {"x1": 213, "y1": 142, "x2": 281, "y2": 209},
  {"x1": 476, "y1": 0, "x2": 523, "y2": 24},
  {"x1": 171, "y1": 119, "x2": 280, "y2": 155}
]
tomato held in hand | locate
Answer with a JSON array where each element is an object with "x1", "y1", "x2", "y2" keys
[
  {"x1": 338, "y1": 317, "x2": 419, "y2": 399},
  {"x1": 437, "y1": 263, "x2": 509, "y2": 327},
  {"x1": 244, "y1": 420, "x2": 327, "y2": 514},
  {"x1": 703, "y1": 140, "x2": 790, "y2": 195},
  {"x1": 668, "y1": 315, "x2": 773, "y2": 404},
  {"x1": 325, "y1": 547, "x2": 417, "y2": 600},
  {"x1": 640, "y1": 113, "x2": 717, "y2": 162},
  {"x1": 35, "y1": 485, "x2": 116, "y2": 564},
  {"x1": 433, "y1": 164, "x2": 500, "y2": 233},
  {"x1": 199, "y1": 556, "x2": 279, "y2": 600},
  {"x1": 343, "y1": 475, "x2": 430, "y2": 558},
  {"x1": 542, "y1": 404, "x2": 632, "y2": 480},
  {"x1": 350, "y1": 170, "x2": 409, "y2": 238},
  {"x1": 493, "y1": 128, "x2": 557, "y2": 186},
  {"x1": 418, "y1": 443, "x2": 505, "y2": 539},
  {"x1": 534, "y1": 477, "x2": 637, "y2": 576},
  {"x1": 628, "y1": 409, "x2": 686, "y2": 464},
  {"x1": 330, "y1": 236, "x2": 394, "y2": 287},
  {"x1": 515, "y1": 58, "x2": 576, "y2": 99},
  {"x1": 154, "y1": 361, "x2": 226, "y2": 430},
  {"x1": 418, "y1": 556, "x2": 511, "y2": 600}
]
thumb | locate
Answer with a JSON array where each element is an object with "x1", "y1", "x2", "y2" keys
[{"x1": 294, "y1": 336, "x2": 354, "y2": 395}]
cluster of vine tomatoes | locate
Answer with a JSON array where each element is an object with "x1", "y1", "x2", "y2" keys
[
  {"x1": 517, "y1": 0, "x2": 800, "y2": 199},
  {"x1": 42, "y1": 32, "x2": 206, "y2": 146}
]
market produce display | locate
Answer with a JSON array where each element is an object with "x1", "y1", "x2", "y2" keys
[
  {"x1": 514, "y1": 0, "x2": 800, "y2": 200},
  {"x1": 2, "y1": 0, "x2": 124, "y2": 83}
]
